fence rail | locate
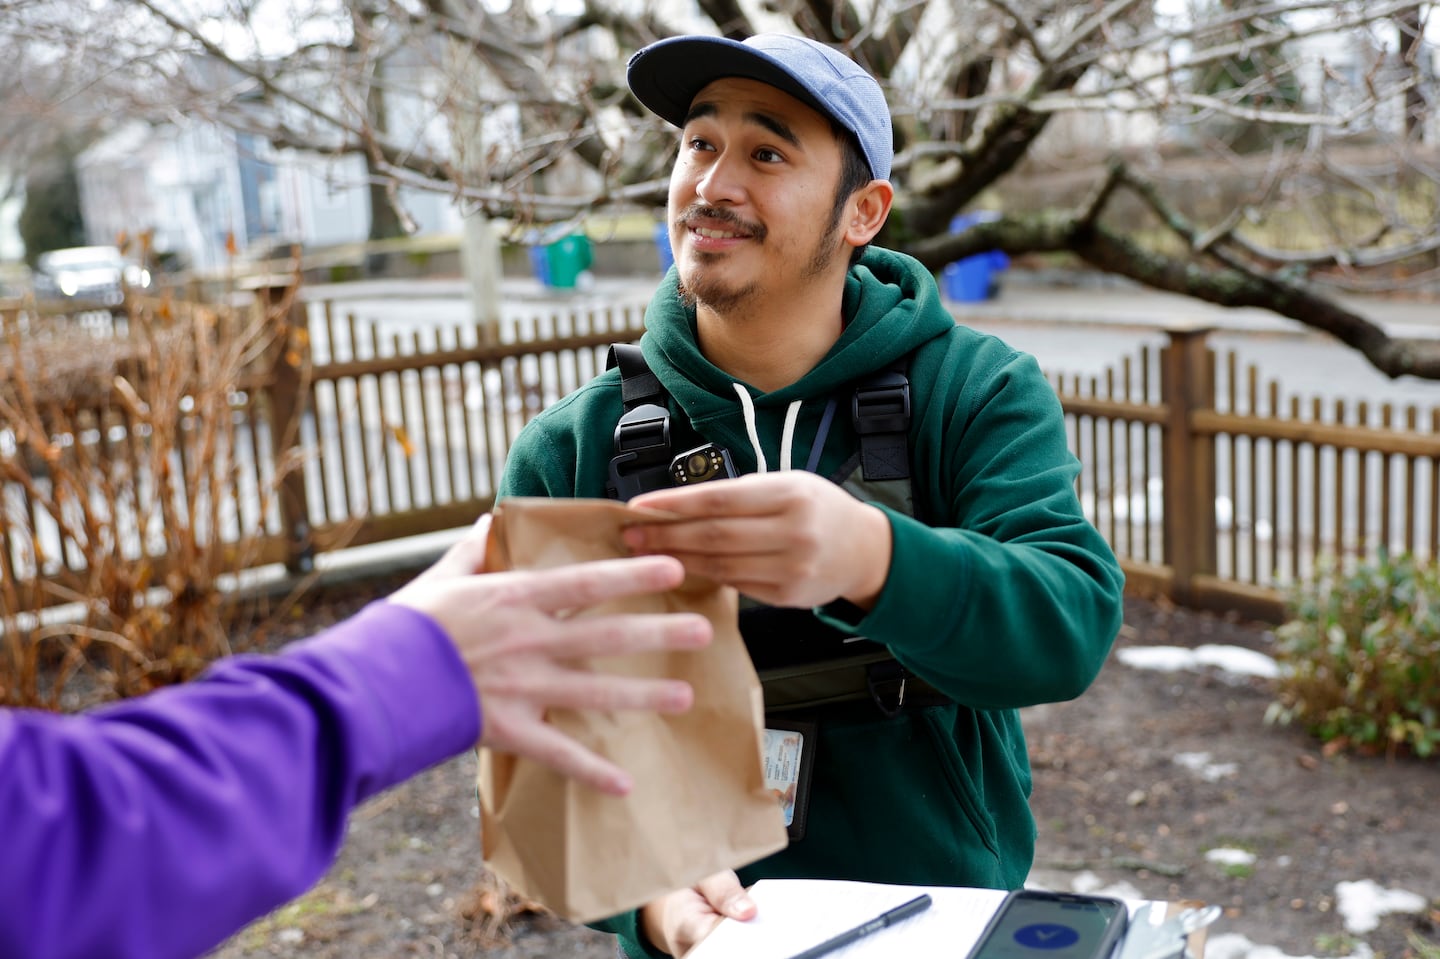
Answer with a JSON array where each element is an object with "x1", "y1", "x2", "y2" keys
[{"x1": 5, "y1": 289, "x2": 1440, "y2": 623}]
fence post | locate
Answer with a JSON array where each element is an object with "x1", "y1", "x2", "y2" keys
[
  {"x1": 1160, "y1": 322, "x2": 1218, "y2": 606},
  {"x1": 248, "y1": 276, "x2": 315, "y2": 575}
]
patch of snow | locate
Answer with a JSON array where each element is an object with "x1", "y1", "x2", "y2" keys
[
  {"x1": 1335, "y1": 879, "x2": 1428, "y2": 934},
  {"x1": 1174, "y1": 752, "x2": 1239, "y2": 781},
  {"x1": 1205, "y1": 848, "x2": 1257, "y2": 867},
  {"x1": 1203, "y1": 932, "x2": 1374, "y2": 959},
  {"x1": 1117, "y1": 644, "x2": 1280, "y2": 679},
  {"x1": 1068, "y1": 871, "x2": 1145, "y2": 901}
]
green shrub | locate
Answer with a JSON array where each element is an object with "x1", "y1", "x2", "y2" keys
[{"x1": 1269, "y1": 553, "x2": 1440, "y2": 759}]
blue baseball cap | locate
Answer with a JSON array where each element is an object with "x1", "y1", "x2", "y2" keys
[{"x1": 627, "y1": 33, "x2": 893, "y2": 182}]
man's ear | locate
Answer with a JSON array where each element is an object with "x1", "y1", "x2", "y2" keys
[{"x1": 844, "y1": 180, "x2": 895, "y2": 247}]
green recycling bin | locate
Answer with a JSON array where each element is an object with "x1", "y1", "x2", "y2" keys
[{"x1": 545, "y1": 233, "x2": 593, "y2": 289}]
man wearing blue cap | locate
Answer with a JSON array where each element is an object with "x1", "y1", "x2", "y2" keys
[{"x1": 497, "y1": 32, "x2": 1125, "y2": 958}]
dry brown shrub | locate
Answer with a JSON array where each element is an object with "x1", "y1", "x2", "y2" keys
[
  {"x1": 0, "y1": 282, "x2": 317, "y2": 709},
  {"x1": 457, "y1": 869, "x2": 550, "y2": 947}
]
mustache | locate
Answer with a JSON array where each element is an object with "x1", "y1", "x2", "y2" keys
[{"x1": 675, "y1": 205, "x2": 766, "y2": 240}]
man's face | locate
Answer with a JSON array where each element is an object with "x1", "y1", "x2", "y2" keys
[{"x1": 667, "y1": 77, "x2": 850, "y2": 315}]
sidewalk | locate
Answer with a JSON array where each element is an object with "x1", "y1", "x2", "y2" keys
[
  {"x1": 302, "y1": 271, "x2": 1440, "y2": 339},
  {"x1": 955, "y1": 280, "x2": 1440, "y2": 339}
]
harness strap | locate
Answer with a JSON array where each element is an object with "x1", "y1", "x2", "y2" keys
[
  {"x1": 607, "y1": 343, "x2": 664, "y2": 410},
  {"x1": 852, "y1": 358, "x2": 911, "y2": 482},
  {"x1": 606, "y1": 344, "x2": 677, "y2": 500},
  {"x1": 758, "y1": 653, "x2": 953, "y2": 714},
  {"x1": 605, "y1": 342, "x2": 945, "y2": 714}
]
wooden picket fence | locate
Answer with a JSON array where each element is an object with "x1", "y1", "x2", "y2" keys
[{"x1": 5, "y1": 286, "x2": 1440, "y2": 623}]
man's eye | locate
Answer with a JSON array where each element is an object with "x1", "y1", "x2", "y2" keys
[
  {"x1": 688, "y1": 137, "x2": 716, "y2": 152},
  {"x1": 755, "y1": 148, "x2": 783, "y2": 163}
]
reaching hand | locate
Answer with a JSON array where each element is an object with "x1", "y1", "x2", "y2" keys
[
  {"x1": 640, "y1": 870, "x2": 755, "y2": 957},
  {"x1": 625, "y1": 472, "x2": 893, "y2": 610},
  {"x1": 388, "y1": 515, "x2": 713, "y2": 795}
]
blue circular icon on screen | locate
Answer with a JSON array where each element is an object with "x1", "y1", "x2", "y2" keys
[{"x1": 1014, "y1": 923, "x2": 1081, "y2": 949}]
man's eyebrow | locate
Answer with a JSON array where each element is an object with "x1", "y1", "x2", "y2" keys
[
  {"x1": 683, "y1": 101, "x2": 718, "y2": 125},
  {"x1": 747, "y1": 111, "x2": 800, "y2": 147},
  {"x1": 682, "y1": 100, "x2": 802, "y2": 148}
]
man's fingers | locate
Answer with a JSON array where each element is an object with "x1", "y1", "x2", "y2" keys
[
  {"x1": 695, "y1": 870, "x2": 755, "y2": 920},
  {"x1": 677, "y1": 914, "x2": 727, "y2": 958},
  {"x1": 630, "y1": 472, "x2": 804, "y2": 517},
  {"x1": 624, "y1": 517, "x2": 790, "y2": 557}
]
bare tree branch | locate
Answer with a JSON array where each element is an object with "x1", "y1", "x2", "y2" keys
[{"x1": 7, "y1": 0, "x2": 1439, "y2": 381}]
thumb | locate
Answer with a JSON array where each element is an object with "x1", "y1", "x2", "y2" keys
[
  {"x1": 425, "y1": 514, "x2": 493, "y2": 580},
  {"x1": 697, "y1": 871, "x2": 755, "y2": 921}
]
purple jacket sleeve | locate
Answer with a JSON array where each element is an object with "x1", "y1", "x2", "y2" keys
[{"x1": 0, "y1": 600, "x2": 481, "y2": 959}]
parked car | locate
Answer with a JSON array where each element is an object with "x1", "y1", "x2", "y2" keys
[{"x1": 32, "y1": 245, "x2": 152, "y2": 306}]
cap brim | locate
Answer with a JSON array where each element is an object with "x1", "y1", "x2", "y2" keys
[{"x1": 627, "y1": 36, "x2": 830, "y2": 129}]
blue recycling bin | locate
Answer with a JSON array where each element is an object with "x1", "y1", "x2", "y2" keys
[
  {"x1": 655, "y1": 222, "x2": 674, "y2": 274},
  {"x1": 527, "y1": 243, "x2": 551, "y2": 286},
  {"x1": 943, "y1": 251, "x2": 1009, "y2": 301},
  {"x1": 941, "y1": 213, "x2": 1008, "y2": 302}
]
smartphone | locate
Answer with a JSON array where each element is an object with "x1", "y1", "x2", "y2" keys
[{"x1": 965, "y1": 889, "x2": 1129, "y2": 959}]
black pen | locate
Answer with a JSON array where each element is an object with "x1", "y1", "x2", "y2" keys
[{"x1": 783, "y1": 893, "x2": 933, "y2": 959}]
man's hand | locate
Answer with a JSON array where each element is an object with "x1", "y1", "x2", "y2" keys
[
  {"x1": 625, "y1": 472, "x2": 893, "y2": 610},
  {"x1": 640, "y1": 870, "x2": 755, "y2": 958},
  {"x1": 388, "y1": 515, "x2": 713, "y2": 796}
]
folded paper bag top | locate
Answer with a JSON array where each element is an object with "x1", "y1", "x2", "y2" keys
[{"x1": 477, "y1": 497, "x2": 789, "y2": 923}]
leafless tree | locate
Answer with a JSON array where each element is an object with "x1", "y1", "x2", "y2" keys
[
  {"x1": 0, "y1": 3, "x2": 110, "y2": 208},
  {"x1": 4, "y1": 0, "x2": 1438, "y2": 377}
]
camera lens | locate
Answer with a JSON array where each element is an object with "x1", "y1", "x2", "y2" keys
[{"x1": 684, "y1": 451, "x2": 710, "y2": 478}]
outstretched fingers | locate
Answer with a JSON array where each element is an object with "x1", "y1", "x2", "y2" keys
[
  {"x1": 504, "y1": 662, "x2": 697, "y2": 715},
  {"x1": 498, "y1": 554, "x2": 689, "y2": 615},
  {"x1": 524, "y1": 609, "x2": 713, "y2": 663},
  {"x1": 497, "y1": 714, "x2": 636, "y2": 795}
]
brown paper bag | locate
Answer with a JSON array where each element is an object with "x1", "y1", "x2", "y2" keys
[{"x1": 477, "y1": 497, "x2": 789, "y2": 923}]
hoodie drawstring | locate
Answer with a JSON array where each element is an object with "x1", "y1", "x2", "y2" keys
[{"x1": 732, "y1": 383, "x2": 804, "y2": 473}]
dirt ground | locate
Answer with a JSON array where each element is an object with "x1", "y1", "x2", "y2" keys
[{"x1": 206, "y1": 587, "x2": 1439, "y2": 959}]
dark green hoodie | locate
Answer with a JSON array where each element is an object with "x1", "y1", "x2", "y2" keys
[{"x1": 497, "y1": 247, "x2": 1125, "y2": 958}]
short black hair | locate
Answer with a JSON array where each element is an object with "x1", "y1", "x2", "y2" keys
[{"x1": 829, "y1": 120, "x2": 876, "y2": 268}]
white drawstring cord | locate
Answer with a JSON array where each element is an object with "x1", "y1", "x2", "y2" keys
[
  {"x1": 733, "y1": 383, "x2": 768, "y2": 473},
  {"x1": 779, "y1": 400, "x2": 801, "y2": 471},
  {"x1": 731, "y1": 384, "x2": 804, "y2": 472}
]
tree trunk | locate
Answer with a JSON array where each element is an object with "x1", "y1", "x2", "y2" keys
[{"x1": 1398, "y1": 5, "x2": 1427, "y2": 142}]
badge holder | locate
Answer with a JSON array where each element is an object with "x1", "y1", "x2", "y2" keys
[{"x1": 761, "y1": 717, "x2": 817, "y2": 841}]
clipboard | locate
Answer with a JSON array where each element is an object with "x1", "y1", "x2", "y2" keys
[{"x1": 687, "y1": 880, "x2": 1210, "y2": 959}]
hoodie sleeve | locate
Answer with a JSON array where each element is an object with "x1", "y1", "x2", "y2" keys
[
  {"x1": 818, "y1": 338, "x2": 1125, "y2": 710},
  {"x1": 0, "y1": 601, "x2": 480, "y2": 959}
]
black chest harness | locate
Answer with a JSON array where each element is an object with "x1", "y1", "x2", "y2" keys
[{"x1": 603, "y1": 344, "x2": 952, "y2": 717}]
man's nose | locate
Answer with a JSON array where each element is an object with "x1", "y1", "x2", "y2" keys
[{"x1": 695, "y1": 152, "x2": 745, "y2": 205}]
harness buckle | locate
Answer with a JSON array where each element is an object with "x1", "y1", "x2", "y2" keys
[
  {"x1": 866, "y1": 659, "x2": 910, "y2": 719},
  {"x1": 607, "y1": 402, "x2": 673, "y2": 500}
]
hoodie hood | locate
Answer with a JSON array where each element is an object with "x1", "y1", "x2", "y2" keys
[{"x1": 639, "y1": 246, "x2": 954, "y2": 469}]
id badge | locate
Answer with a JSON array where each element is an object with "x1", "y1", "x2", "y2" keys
[{"x1": 762, "y1": 718, "x2": 817, "y2": 841}]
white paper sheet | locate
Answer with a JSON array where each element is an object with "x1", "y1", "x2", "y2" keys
[{"x1": 687, "y1": 879, "x2": 1009, "y2": 959}]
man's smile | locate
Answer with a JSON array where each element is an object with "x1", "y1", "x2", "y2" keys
[
  {"x1": 693, "y1": 226, "x2": 747, "y2": 239},
  {"x1": 678, "y1": 206, "x2": 765, "y2": 246}
]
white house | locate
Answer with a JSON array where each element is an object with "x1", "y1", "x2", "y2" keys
[{"x1": 74, "y1": 115, "x2": 466, "y2": 274}]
